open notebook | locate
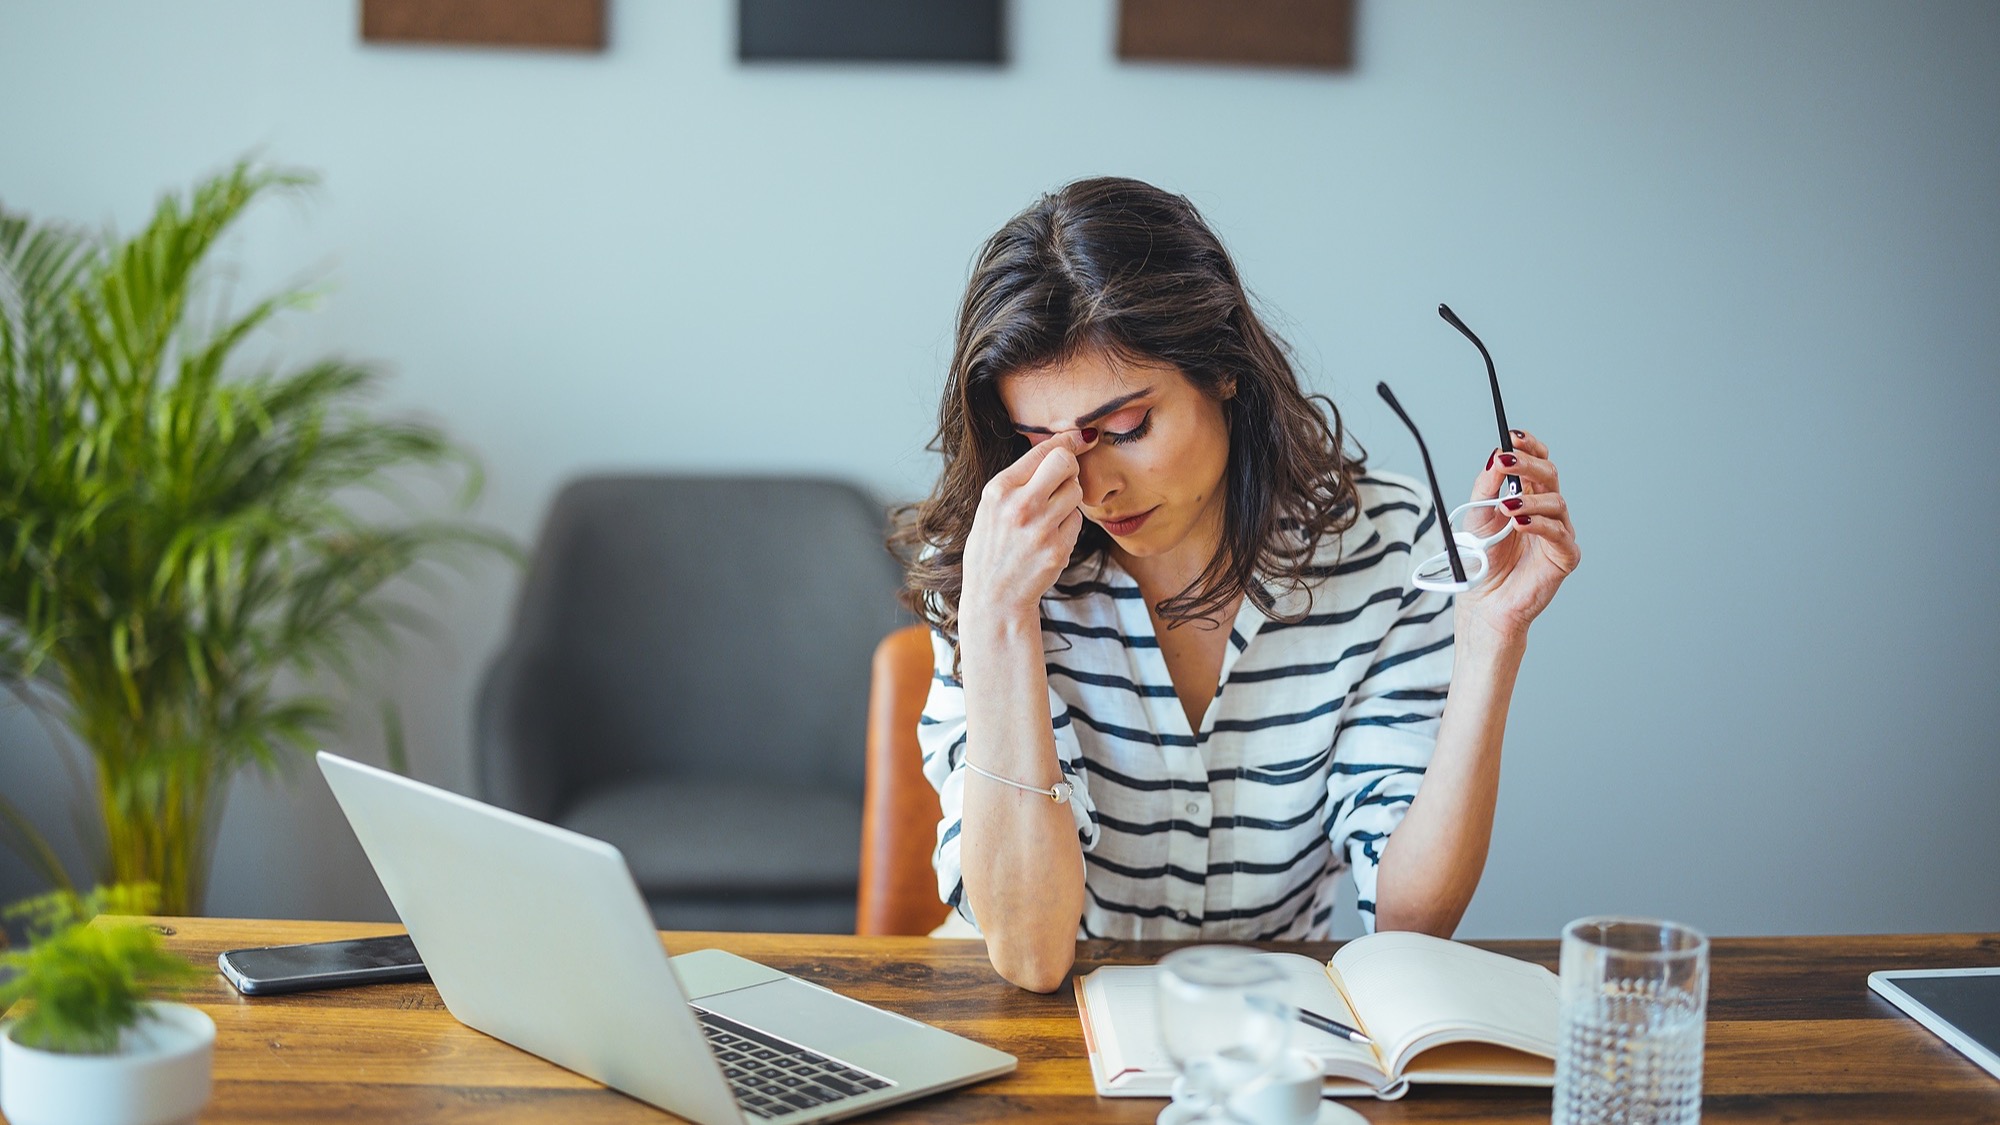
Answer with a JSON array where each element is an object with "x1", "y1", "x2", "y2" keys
[{"x1": 1074, "y1": 932, "x2": 1559, "y2": 1100}]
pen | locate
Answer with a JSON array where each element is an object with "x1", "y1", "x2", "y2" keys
[{"x1": 1298, "y1": 1007, "x2": 1371, "y2": 1045}]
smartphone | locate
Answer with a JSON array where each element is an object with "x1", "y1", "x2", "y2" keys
[{"x1": 217, "y1": 933, "x2": 428, "y2": 996}]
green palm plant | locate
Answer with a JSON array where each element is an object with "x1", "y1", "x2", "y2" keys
[{"x1": 0, "y1": 160, "x2": 512, "y2": 914}]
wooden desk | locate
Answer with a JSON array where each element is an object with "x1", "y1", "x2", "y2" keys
[{"x1": 80, "y1": 919, "x2": 2000, "y2": 1123}]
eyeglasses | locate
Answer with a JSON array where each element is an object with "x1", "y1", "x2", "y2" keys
[
  {"x1": 1437, "y1": 302, "x2": 1521, "y2": 500},
  {"x1": 1375, "y1": 305, "x2": 1520, "y2": 594}
]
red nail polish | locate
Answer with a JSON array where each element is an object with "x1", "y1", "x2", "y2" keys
[
  {"x1": 1486, "y1": 450, "x2": 1497, "y2": 470},
  {"x1": 1080, "y1": 428, "x2": 1099, "y2": 444},
  {"x1": 1503, "y1": 497, "x2": 1523, "y2": 510},
  {"x1": 1514, "y1": 515, "x2": 1530, "y2": 525},
  {"x1": 1499, "y1": 454, "x2": 1518, "y2": 468}
]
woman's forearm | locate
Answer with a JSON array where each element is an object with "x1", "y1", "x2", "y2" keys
[
  {"x1": 1372, "y1": 620, "x2": 1526, "y2": 936},
  {"x1": 958, "y1": 601, "x2": 1086, "y2": 992}
]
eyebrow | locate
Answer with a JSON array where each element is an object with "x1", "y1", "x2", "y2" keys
[{"x1": 1011, "y1": 387, "x2": 1154, "y2": 434}]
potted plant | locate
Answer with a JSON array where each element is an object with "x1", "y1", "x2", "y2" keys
[
  {"x1": 0, "y1": 886, "x2": 209, "y2": 1125},
  {"x1": 0, "y1": 160, "x2": 511, "y2": 913}
]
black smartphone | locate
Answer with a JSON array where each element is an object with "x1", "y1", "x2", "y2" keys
[{"x1": 217, "y1": 933, "x2": 428, "y2": 995}]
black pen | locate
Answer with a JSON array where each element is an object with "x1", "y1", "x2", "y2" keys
[{"x1": 1298, "y1": 1007, "x2": 1371, "y2": 1045}]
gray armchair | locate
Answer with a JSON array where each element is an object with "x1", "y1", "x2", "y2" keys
[{"x1": 475, "y1": 476, "x2": 907, "y2": 933}]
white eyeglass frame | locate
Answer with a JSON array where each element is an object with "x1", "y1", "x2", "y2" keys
[{"x1": 1412, "y1": 491, "x2": 1519, "y2": 594}]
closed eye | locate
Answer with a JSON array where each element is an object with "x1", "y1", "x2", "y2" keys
[{"x1": 1102, "y1": 409, "x2": 1152, "y2": 445}]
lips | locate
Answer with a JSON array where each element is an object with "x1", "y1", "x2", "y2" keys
[{"x1": 1098, "y1": 507, "x2": 1157, "y2": 537}]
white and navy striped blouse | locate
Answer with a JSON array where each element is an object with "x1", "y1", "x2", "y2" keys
[{"x1": 918, "y1": 473, "x2": 1455, "y2": 942}]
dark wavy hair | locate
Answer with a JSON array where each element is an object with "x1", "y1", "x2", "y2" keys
[{"x1": 890, "y1": 176, "x2": 1364, "y2": 650}]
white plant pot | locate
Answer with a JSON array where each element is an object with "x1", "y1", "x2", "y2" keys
[{"x1": 0, "y1": 1001, "x2": 214, "y2": 1125}]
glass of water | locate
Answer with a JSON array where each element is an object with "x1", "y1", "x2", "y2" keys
[
  {"x1": 1553, "y1": 917, "x2": 1708, "y2": 1125},
  {"x1": 1156, "y1": 946, "x2": 1293, "y2": 1125}
]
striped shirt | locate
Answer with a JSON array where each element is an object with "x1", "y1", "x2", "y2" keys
[{"x1": 918, "y1": 472, "x2": 1455, "y2": 941}]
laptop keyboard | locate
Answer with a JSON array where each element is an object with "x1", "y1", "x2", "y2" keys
[{"x1": 693, "y1": 1006, "x2": 894, "y2": 1119}]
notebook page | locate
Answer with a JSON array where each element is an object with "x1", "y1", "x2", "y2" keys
[
  {"x1": 1256, "y1": 953, "x2": 1383, "y2": 1074},
  {"x1": 1086, "y1": 967, "x2": 1172, "y2": 1077},
  {"x1": 1082, "y1": 956, "x2": 1383, "y2": 1086},
  {"x1": 1329, "y1": 932, "x2": 1559, "y2": 1075}
]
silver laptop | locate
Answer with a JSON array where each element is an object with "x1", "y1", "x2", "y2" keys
[{"x1": 317, "y1": 752, "x2": 1014, "y2": 1123}]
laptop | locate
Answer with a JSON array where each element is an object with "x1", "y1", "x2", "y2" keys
[{"x1": 316, "y1": 751, "x2": 1015, "y2": 1123}]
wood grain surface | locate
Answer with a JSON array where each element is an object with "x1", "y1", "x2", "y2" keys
[{"x1": 30, "y1": 918, "x2": 2000, "y2": 1124}]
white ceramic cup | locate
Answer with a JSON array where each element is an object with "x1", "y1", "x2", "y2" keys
[{"x1": 1224, "y1": 1048, "x2": 1323, "y2": 1125}]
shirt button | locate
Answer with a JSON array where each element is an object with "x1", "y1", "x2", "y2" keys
[
  {"x1": 1177, "y1": 910, "x2": 1195, "y2": 924},
  {"x1": 1184, "y1": 801, "x2": 1200, "y2": 816}
]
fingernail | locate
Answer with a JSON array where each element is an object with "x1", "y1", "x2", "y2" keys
[
  {"x1": 1503, "y1": 497, "x2": 1523, "y2": 510},
  {"x1": 1510, "y1": 429, "x2": 1525, "y2": 438},
  {"x1": 1498, "y1": 454, "x2": 1518, "y2": 468},
  {"x1": 1080, "y1": 428, "x2": 1099, "y2": 444},
  {"x1": 1514, "y1": 515, "x2": 1530, "y2": 525},
  {"x1": 1485, "y1": 449, "x2": 1497, "y2": 470}
]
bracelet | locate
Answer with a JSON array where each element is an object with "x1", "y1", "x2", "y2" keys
[{"x1": 963, "y1": 760, "x2": 1073, "y2": 804}]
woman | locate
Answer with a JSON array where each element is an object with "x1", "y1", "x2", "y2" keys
[{"x1": 891, "y1": 178, "x2": 1578, "y2": 992}]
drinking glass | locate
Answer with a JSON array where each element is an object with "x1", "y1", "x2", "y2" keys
[
  {"x1": 1553, "y1": 917, "x2": 1709, "y2": 1125},
  {"x1": 1156, "y1": 946, "x2": 1294, "y2": 1125}
]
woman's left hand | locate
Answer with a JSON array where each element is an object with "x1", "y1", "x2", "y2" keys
[{"x1": 1455, "y1": 429, "x2": 1580, "y2": 641}]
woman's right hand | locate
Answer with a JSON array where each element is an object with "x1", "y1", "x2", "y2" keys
[{"x1": 961, "y1": 429, "x2": 1089, "y2": 625}]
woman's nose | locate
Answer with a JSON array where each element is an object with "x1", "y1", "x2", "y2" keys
[{"x1": 1077, "y1": 446, "x2": 1119, "y2": 508}]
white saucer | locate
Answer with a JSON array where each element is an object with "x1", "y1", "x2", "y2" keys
[
  {"x1": 1314, "y1": 1103, "x2": 1371, "y2": 1125},
  {"x1": 1157, "y1": 1101, "x2": 1370, "y2": 1125}
]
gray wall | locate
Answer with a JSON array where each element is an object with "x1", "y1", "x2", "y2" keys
[{"x1": 1, "y1": 0, "x2": 1995, "y2": 939}]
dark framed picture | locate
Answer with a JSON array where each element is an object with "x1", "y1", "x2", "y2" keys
[{"x1": 739, "y1": 0, "x2": 1005, "y2": 64}]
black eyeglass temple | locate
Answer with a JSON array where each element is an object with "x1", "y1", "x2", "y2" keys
[
  {"x1": 1438, "y1": 303, "x2": 1518, "y2": 495},
  {"x1": 1375, "y1": 382, "x2": 1467, "y2": 585}
]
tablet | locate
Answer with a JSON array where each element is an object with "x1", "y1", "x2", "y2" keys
[{"x1": 1867, "y1": 967, "x2": 2000, "y2": 1081}]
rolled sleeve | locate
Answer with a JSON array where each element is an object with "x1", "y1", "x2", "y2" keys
[
  {"x1": 917, "y1": 628, "x2": 1100, "y2": 929},
  {"x1": 1323, "y1": 503, "x2": 1456, "y2": 932}
]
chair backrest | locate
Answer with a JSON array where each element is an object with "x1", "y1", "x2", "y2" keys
[
  {"x1": 856, "y1": 624, "x2": 952, "y2": 936},
  {"x1": 488, "y1": 476, "x2": 905, "y2": 812}
]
